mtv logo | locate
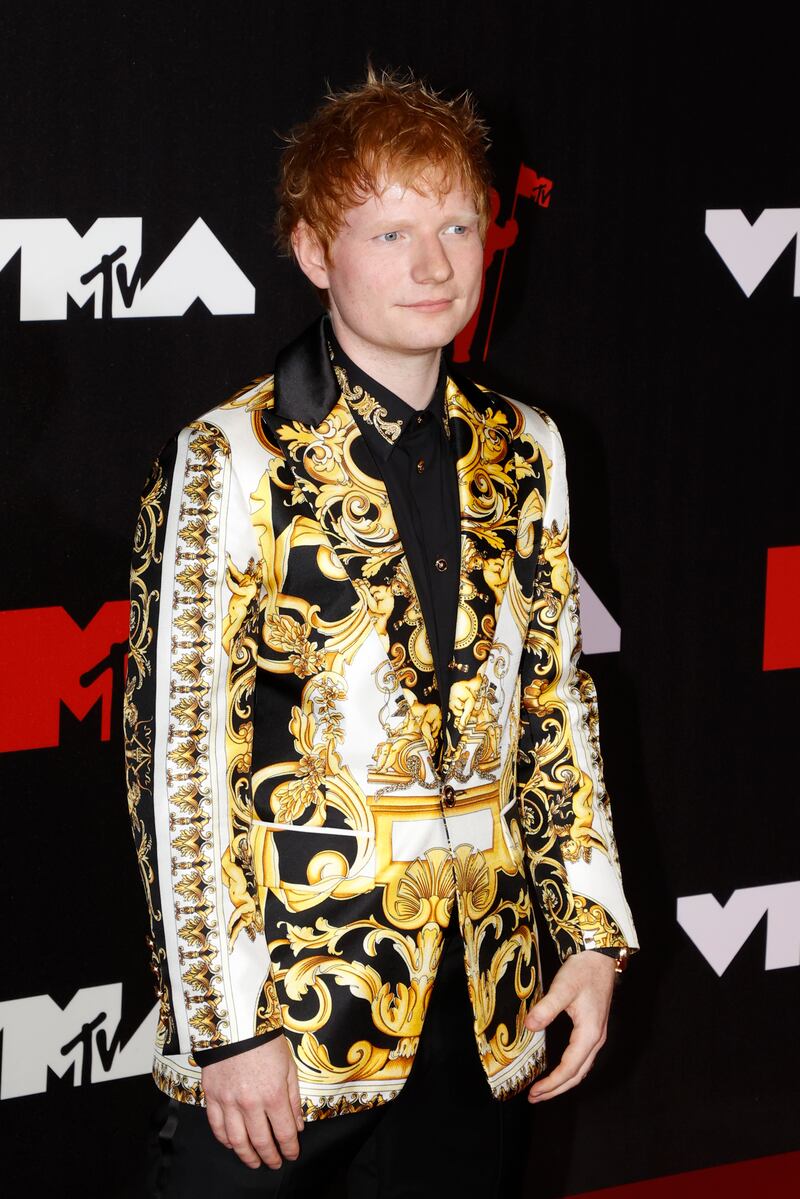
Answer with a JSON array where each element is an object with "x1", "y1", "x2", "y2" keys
[
  {"x1": 0, "y1": 217, "x2": 255, "y2": 320},
  {"x1": 0, "y1": 984, "x2": 158, "y2": 1100},
  {"x1": 0, "y1": 602, "x2": 130, "y2": 752}
]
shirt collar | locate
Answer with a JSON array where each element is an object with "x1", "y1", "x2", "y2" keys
[{"x1": 326, "y1": 321, "x2": 450, "y2": 461}]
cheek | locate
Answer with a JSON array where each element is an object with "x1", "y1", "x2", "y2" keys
[
  {"x1": 463, "y1": 248, "x2": 485, "y2": 300},
  {"x1": 329, "y1": 277, "x2": 371, "y2": 325},
  {"x1": 337, "y1": 262, "x2": 390, "y2": 308},
  {"x1": 457, "y1": 236, "x2": 484, "y2": 276}
]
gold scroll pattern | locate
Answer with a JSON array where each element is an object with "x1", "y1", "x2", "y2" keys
[
  {"x1": 166, "y1": 422, "x2": 230, "y2": 1050},
  {"x1": 517, "y1": 509, "x2": 625, "y2": 958},
  {"x1": 124, "y1": 455, "x2": 172, "y2": 1050}
]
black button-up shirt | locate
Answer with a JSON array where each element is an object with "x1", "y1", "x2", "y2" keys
[{"x1": 328, "y1": 331, "x2": 461, "y2": 719}]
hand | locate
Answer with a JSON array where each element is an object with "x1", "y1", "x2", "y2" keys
[
  {"x1": 524, "y1": 949, "x2": 616, "y2": 1103},
  {"x1": 202, "y1": 1036, "x2": 305, "y2": 1170}
]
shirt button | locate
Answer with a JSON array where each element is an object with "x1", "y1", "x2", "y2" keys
[
  {"x1": 435, "y1": 557, "x2": 448, "y2": 572},
  {"x1": 416, "y1": 458, "x2": 426, "y2": 474},
  {"x1": 442, "y1": 784, "x2": 456, "y2": 808}
]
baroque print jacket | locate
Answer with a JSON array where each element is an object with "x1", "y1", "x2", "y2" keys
[{"x1": 124, "y1": 316, "x2": 638, "y2": 1121}]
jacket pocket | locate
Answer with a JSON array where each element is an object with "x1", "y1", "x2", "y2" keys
[{"x1": 249, "y1": 819, "x2": 375, "y2": 913}]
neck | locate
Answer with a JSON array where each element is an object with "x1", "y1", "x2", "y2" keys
[{"x1": 328, "y1": 318, "x2": 442, "y2": 411}]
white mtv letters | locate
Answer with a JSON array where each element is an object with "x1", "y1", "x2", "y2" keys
[
  {"x1": 677, "y1": 881, "x2": 800, "y2": 976},
  {"x1": 0, "y1": 984, "x2": 158, "y2": 1099},
  {"x1": 705, "y1": 208, "x2": 800, "y2": 297},
  {"x1": 575, "y1": 570, "x2": 620, "y2": 655},
  {"x1": 0, "y1": 217, "x2": 255, "y2": 320}
]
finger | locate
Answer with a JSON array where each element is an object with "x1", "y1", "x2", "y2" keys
[
  {"x1": 534, "y1": 1037, "x2": 602, "y2": 1098},
  {"x1": 264, "y1": 1090, "x2": 301, "y2": 1162},
  {"x1": 205, "y1": 1100, "x2": 232, "y2": 1149},
  {"x1": 223, "y1": 1109, "x2": 263, "y2": 1170},
  {"x1": 241, "y1": 1105, "x2": 284, "y2": 1170},
  {"x1": 528, "y1": 1026, "x2": 602, "y2": 1101},
  {"x1": 528, "y1": 1036, "x2": 604, "y2": 1102},
  {"x1": 287, "y1": 1065, "x2": 305, "y2": 1133},
  {"x1": 529, "y1": 1042, "x2": 604, "y2": 1103}
]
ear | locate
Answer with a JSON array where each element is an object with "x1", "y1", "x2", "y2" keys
[{"x1": 291, "y1": 221, "x2": 331, "y2": 290}]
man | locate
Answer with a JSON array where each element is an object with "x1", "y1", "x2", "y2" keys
[{"x1": 125, "y1": 67, "x2": 638, "y2": 1197}]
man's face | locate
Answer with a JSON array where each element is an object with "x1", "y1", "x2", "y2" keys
[{"x1": 295, "y1": 176, "x2": 485, "y2": 366}]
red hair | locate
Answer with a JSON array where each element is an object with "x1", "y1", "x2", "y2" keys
[{"x1": 275, "y1": 66, "x2": 493, "y2": 266}]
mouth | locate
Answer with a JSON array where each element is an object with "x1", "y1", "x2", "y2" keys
[{"x1": 401, "y1": 299, "x2": 455, "y2": 311}]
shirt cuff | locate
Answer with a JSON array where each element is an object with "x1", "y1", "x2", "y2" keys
[{"x1": 192, "y1": 1027, "x2": 284, "y2": 1067}]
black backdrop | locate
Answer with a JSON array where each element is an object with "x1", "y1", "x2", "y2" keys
[{"x1": 1, "y1": 4, "x2": 798, "y2": 1196}]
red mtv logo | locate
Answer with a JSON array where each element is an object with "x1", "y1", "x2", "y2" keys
[
  {"x1": 0, "y1": 602, "x2": 130, "y2": 752},
  {"x1": 453, "y1": 162, "x2": 554, "y2": 365},
  {"x1": 763, "y1": 547, "x2": 800, "y2": 671}
]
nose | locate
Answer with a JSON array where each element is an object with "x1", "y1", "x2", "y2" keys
[{"x1": 411, "y1": 234, "x2": 454, "y2": 285}]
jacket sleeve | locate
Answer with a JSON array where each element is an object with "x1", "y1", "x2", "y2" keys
[
  {"x1": 515, "y1": 411, "x2": 638, "y2": 963},
  {"x1": 124, "y1": 418, "x2": 283, "y2": 1071}
]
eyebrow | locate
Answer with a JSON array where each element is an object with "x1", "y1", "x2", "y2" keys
[{"x1": 364, "y1": 212, "x2": 480, "y2": 231}]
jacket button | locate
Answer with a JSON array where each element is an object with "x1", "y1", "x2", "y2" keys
[{"x1": 442, "y1": 784, "x2": 456, "y2": 808}]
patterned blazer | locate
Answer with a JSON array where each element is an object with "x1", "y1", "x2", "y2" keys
[{"x1": 124, "y1": 316, "x2": 638, "y2": 1121}]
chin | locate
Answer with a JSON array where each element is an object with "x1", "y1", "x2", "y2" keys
[
  {"x1": 394, "y1": 332, "x2": 457, "y2": 354},
  {"x1": 394, "y1": 313, "x2": 465, "y2": 351}
]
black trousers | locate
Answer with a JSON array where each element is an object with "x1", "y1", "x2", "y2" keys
[{"x1": 149, "y1": 923, "x2": 530, "y2": 1197}]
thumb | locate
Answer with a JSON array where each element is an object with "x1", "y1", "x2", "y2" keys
[{"x1": 525, "y1": 988, "x2": 564, "y2": 1032}]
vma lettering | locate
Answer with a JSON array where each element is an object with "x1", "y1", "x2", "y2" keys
[
  {"x1": 677, "y1": 881, "x2": 800, "y2": 976},
  {"x1": 706, "y1": 208, "x2": 800, "y2": 297},
  {"x1": 0, "y1": 217, "x2": 255, "y2": 320}
]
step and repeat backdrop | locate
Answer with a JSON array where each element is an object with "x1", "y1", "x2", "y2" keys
[{"x1": 1, "y1": 5, "x2": 797, "y2": 1196}]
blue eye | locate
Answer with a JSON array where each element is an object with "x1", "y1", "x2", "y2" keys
[
  {"x1": 380, "y1": 231, "x2": 400, "y2": 242},
  {"x1": 449, "y1": 225, "x2": 468, "y2": 235}
]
